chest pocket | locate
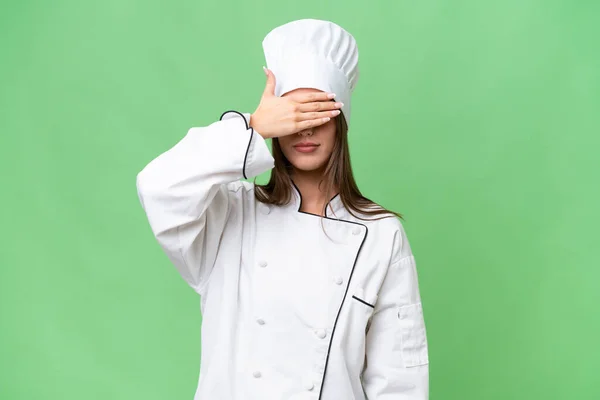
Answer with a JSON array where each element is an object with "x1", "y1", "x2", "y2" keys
[{"x1": 349, "y1": 287, "x2": 378, "y2": 333}]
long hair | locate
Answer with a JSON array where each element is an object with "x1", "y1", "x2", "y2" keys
[{"x1": 253, "y1": 112, "x2": 403, "y2": 222}]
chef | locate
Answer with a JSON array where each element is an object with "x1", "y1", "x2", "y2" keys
[{"x1": 137, "y1": 18, "x2": 429, "y2": 400}]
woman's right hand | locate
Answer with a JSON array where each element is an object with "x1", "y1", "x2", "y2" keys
[{"x1": 249, "y1": 67, "x2": 344, "y2": 139}]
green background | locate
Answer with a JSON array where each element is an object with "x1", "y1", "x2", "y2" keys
[{"x1": 1, "y1": 0, "x2": 599, "y2": 399}]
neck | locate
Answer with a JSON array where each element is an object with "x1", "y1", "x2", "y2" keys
[{"x1": 291, "y1": 169, "x2": 338, "y2": 215}]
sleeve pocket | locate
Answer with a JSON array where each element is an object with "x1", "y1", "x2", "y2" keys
[{"x1": 398, "y1": 302, "x2": 429, "y2": 367}]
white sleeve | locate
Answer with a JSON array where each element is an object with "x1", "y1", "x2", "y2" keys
[
  {"x1": 136, "y1": 111, "x2": 274, "y2": 293},
  {"x1": 362, "y1": 226, "x2": 429, "y2": 399}
]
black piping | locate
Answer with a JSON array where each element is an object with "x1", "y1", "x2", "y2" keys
[
  {"x1": 219, "y1": 110, "x2": 254, "y2": 180},
  {"x1": 290, "y1": 179, "x2": 340, "y2": 218},
  {"x1": 352, "y1": 295, "x2": 375, "y2": 309},
  {"x1": 323, "y1": 193, "x2": 340, "y2": 219},
  {"x1": 289, "y1": 180, "x2": 369, "y2": 399}
]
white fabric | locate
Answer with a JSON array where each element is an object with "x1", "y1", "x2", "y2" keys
[
  {"x1": 136, "y1": 112, "x2": 429, "y2": 399},
  {"x1": 262, "y1": 19, "x2": 360, "y2": 126}
]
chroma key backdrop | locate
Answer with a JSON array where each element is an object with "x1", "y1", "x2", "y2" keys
[{"x1": 1, "y1": 1, "x2": 599, "y2": 399}]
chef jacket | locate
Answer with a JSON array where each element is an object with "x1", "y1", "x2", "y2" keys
[{"x1": 136, "y1": 110, "x2": 429, "y2": 399}]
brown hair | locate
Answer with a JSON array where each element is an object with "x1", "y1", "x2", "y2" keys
[{"x1": 253, "y1": 112, "x2": 403, "y2": 222}]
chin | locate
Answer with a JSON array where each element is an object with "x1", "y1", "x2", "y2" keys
[{"x1": 289, "y1": 158, "x2": 328, "y2": 172}]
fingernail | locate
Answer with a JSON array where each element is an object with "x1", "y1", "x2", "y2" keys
[
  {"x1": 327, "y1": 93, "x2": 336, "y2": 99},
  {"x1": 323, "y1": 117, "x2": 331, "y2": 122},
  {"x1": 335, "y1": 102, "x2": 344, "y2": 108},
  {"x1": 263, "y1": 66, "x2": 268, "y2": 76},
  {"x1": 331, "y1": 110, "x2": 341, "y2": 116}
]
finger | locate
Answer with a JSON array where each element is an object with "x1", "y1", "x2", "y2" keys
[
  {"x1": 263, "y1": 67, "x2": 276, "y2": 97},
  {"x1": 294, "y1": 117, "x2": 332, "y2": 131},
  {"x1": 296, "y1": 101, "x2": 343, "y2": 113},
  {"x1": 287, "y1": 90, "x2": 336, "y2": 103},
  {"x1": 295, "y1": 110, "x2": 341, "y2": 121}
]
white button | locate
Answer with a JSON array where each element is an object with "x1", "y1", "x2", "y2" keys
[
  {"x1": 260, "y1": 205, "x2": 271, "y2": 215},
  {"x1": 257, "y1": 318, "x2": 265, "y2": 325},
  {"x1": 315, "y1": 329, "x2": 327, "y2": 339},
  {"x1": 352, "y1": 227, "x2": 361, "y2": 235},
  {"x1": 334, "y1": 276, "x2": 343, "y2": 285},
  {"x1": 253, "y1": 371, "x2": 262, "y2": 378},
  {"x1": 303, "y1": 380, "x2": 314, "y2": 391},
  {"x1": 259, "y1": 260, "x2": 268, "y2": 268}
]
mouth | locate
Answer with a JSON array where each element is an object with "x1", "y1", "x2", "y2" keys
[
  {"x1": 293, "y1": 142, "x2": 319, "y2": 148},
  {"x1": 293, "y1": 142, "x2": 320, "y2": 153}
]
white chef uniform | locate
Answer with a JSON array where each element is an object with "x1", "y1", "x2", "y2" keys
[{"x1": 136, "y1": 18, "x2": 429, "y2": 400}]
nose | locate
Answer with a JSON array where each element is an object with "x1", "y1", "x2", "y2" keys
[{"x1": 298, "y1": 129, "x2": 313, "y2": 136}]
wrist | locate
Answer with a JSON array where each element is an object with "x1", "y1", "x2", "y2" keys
[{"x1": 250, "y1": 113, "x2": 269, "y2": 139}]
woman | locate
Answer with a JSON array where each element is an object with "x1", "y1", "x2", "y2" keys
[{"x1": 137, "y1": 19, "x2": 429, "y2": 400}]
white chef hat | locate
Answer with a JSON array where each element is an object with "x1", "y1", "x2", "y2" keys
[{"x1": 262, "y1": 19, "x2": 360, "y2": 127}]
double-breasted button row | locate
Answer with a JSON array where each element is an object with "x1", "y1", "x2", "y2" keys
[
  {"x1": 252, "y1": 251, "x2": 336, "y2": 389},
  {"x1": 253, "y1": 370, "x2": 315, "y2": 392}
]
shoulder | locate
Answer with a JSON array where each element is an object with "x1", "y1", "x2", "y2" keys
[
  {"x1": 349, "y1": 204, "x2": 403, "y2": 231},
  {"x1": 351, "y1": 208, "x2": 413, "y2": 264}
]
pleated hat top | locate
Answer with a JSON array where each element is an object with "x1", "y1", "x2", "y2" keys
[{"x1": 262, "y1": 19, "x2": 360, "y2": 127}]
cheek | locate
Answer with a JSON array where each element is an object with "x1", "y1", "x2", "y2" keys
[
  {"x1": 315, "y1": 121, "x2": 337, "y2": 149},
  {"x1": 278, "y1": 136, "x2": 292, "y2": 148},
  {"x1": 278, "y1": 137, "x2": 294, "y2": 156}
]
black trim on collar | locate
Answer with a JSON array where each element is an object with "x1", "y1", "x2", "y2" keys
[
  {"x1": 323, "y1": 193, "x2": 340, "y2": 219},
  {"x1": 219, "y1": 110, "x2": 254, "y2": 180},
  {"x1": 290, "y1": 179, "x2": 341, "y2": 218},
  {"x1": 352, "y1": 295, "x2": 375, "y2": 309}
]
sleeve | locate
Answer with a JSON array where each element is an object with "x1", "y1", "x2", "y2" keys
[
  {"x1": 362, "y1": 225, "x2": 429, "y2": 399},
  {"x1": 135, "y1": 111, "x2": 274, "y2": 293}
]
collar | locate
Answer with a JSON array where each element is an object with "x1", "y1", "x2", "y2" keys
[{"x1": 289, "y1": 180, "x2": 347, "y2": 219}]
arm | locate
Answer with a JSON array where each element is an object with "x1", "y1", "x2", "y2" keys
[
  {"x1": 136, "y1": 111, "x2": 274, "y2": 293},
  {"x1": 362, "y1": 228, "x2": 429, "y2": 399}
]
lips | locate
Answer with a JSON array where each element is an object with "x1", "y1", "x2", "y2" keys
[
  {"x1": 293, "y1": 142, "x2": 320, "y2": 153},
  {"x1": 294, "y1": 142, "x2": 319, "y2": 148}
]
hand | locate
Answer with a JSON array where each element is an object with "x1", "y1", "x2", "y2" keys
[{"x1": 249, "y1": 67, "x2": 343, "y2": 139}]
